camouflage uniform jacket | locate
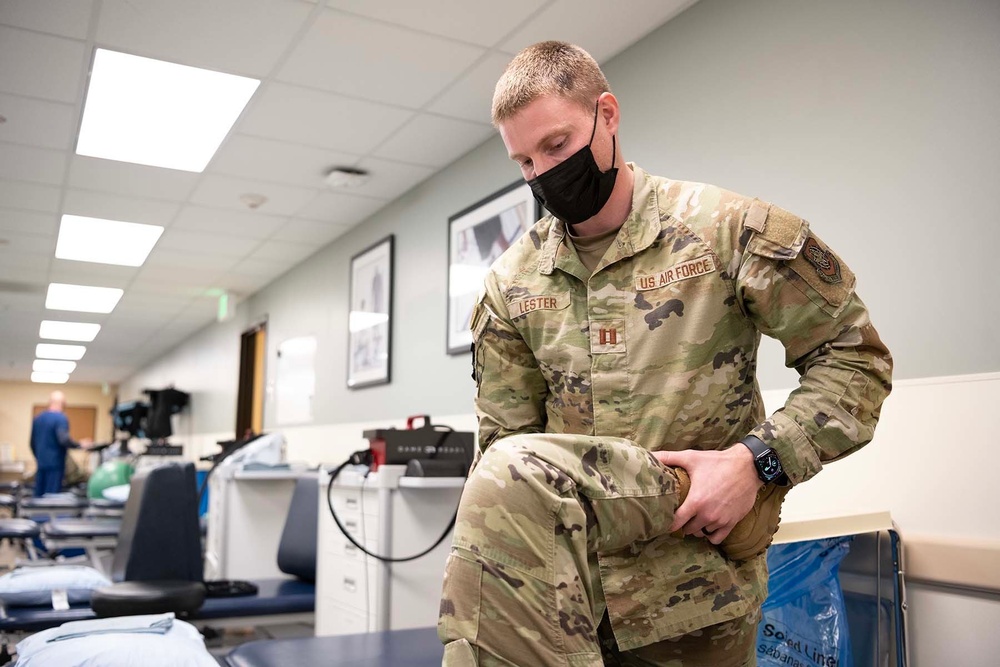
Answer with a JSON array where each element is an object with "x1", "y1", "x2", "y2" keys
[{"x1": 469, "y1": 163, "x2": 893, "y2": 649}]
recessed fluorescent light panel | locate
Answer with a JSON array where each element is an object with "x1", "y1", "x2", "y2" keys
[
  {"x1": 31, "y1": 372, "x2": 69, "y2": 384},
  {"x1": 36, "y1": 344, "x2": 86, "y2": 361},
  {"x1": 56, "y1": 215, "x2": 163, "y2": 266},
  {"x1": 33, "y1": 359, "x2": 77, "y2": 374},
  {"x1": 77, "y1": 48, "x2": 260, "y2": 172},
  {"x1": 46, "y1": 283, "x2": 123, "y2": 314},
  {"x1": 39, "y1": 320, "x2": 101, "y2": 342}
]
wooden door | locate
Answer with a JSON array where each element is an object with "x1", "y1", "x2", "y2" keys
[{"x1": 32, "y1": 405, "x2": 97, "y2": 442}]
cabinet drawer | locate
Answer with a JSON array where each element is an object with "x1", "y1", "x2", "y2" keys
[
  {"x1": 323, "y1": 514, "x2": 379, "y2": 551},
  {"x1": 324, "y1": 535, "x2": 374, "y2": 563},
  {"x1": 323, "y1": 554, "x2": 378, "y2": 613}
]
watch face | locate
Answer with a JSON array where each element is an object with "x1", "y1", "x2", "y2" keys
[{"x1": 757, "y1": 451, "x2": 783, "y2": 481}]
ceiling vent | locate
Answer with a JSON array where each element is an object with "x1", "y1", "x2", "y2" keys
[{"x1": 324, "y1": 166, "x2": 369, "y2": 189}]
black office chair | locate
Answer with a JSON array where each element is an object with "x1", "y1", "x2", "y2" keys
[
  {"x1": 90, "y1": 463, "x2": 206, "y2": 617},
  {"x1": 276, "y1": 476, "x2": 318, "y2": 583}
]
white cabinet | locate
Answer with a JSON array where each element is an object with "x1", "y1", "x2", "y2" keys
[
  {"x1": 204, "y1": 469, "x2": 309, "y2": 581},
  {"x1": 315, "y1": 465, "x2": 465, "y2": 637}
]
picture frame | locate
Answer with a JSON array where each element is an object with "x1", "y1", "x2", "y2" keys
[
  {"x1": 347, "y1": 235, "x2": 393, "y2": 389},
  {"x1": 447, "y1": 181, "x2": 539, "y2": 355}
]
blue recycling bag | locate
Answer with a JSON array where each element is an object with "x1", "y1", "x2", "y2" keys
[{"x1": 757, "y1": 536, "x2": 853, "y2": 667}]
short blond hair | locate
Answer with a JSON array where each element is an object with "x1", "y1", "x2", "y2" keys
[{"x1": 491, "y1": 41, "x2": 610, "y2": 126}]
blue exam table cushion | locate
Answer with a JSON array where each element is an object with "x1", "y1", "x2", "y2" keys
[
  {"x1": 198, "y1": 578, "x2": 314, "y2": 619},
  {"x1": 22, "y1": 494, "x2": 89, "y2": 509},
  {"x1": 15, "y1": 612, "x2": 218, "y2": 667},
  {"x1": 43, "y1": 518, "x2": 122, "y2": 538},
  {"x1": 0, "y1": 518, "x2": 41, "y2": 538},
  {"x1": 0, "y1": 578, "x2": 314, "y2": 632},
  {"x1": 225, "y1": 627, "x2": 443, "y2": 667},
  {"x1": 0, "y1": 565, "x2": 110, "y2": 607}
]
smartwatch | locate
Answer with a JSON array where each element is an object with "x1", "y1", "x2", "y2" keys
[{"x1": 740, "y1": 435, "x2": 788, "y2": 485}]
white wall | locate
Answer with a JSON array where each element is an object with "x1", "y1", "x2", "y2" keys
[{"x1": 120, "y1": 0, "x2": 1000, "y2": 663}]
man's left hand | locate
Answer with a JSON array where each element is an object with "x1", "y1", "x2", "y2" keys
[{"x1": 653, "y1": 446, "x2": 762, "y2": 545}]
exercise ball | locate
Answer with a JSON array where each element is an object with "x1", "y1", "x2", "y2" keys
[{"x1": 87, "y1": 460, "x2": 134, "y2": 500}]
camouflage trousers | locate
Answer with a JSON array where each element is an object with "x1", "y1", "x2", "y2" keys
[{"x1": 438, "y1": 433, "x2": 759, "y2": 667}]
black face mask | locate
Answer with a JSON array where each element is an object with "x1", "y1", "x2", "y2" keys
[{"x1": 527, "y1": 101, "x2": 618, "y2": 226}]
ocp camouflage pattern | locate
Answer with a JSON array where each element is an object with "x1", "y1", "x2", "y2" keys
[{"x1": 461, "y1": 163, "x2": 892, "y2": 650}]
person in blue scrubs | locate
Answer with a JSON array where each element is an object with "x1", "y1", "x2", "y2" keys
[{"x1": 30, "y1": 391, "x2": 93, "y2": 495}]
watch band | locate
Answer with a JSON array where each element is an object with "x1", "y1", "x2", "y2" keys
[{"x1": 740, "y1": 434, "x2": 770, "y2": 459}]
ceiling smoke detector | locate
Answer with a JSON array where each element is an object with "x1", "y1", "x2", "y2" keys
[
  {"x1": 238, "y1": 193, "x2": 268, "y2": 210},
  {"x1": 324, "y1": 166, "x2": 369, "y2": 189}
]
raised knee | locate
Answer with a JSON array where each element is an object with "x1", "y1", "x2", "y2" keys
[{"x1": 471, "y1": 436, "x2": 574, "y2": 498}]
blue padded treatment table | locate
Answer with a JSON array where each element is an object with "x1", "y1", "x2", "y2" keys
[
  {"x1": 42, "y1": 518, "x2": 121, "y2": 539},
  {"x1": 225, "y1": 627, "x2": 442, "y2": 667},
  {"x1": 197, "y1": 578, "x2": 315, "y2": 620},
  {"x1": 0, "y1": 578, "x2": 315, "y2": 633}
]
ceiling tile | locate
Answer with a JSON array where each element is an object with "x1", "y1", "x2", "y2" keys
[
  {"x1": 214, "y1": 272, "x2": 271, "y2": 296},
  {"x1": 47, "y1": 260, "x2": 137, "y2": 288},
  {"x1": 132, "y1": 266, "x2": 224, "y2": 289},
  {"x1": 373, "y1": 114, "x2": 493, "y2": 167},
  {"x1": 0, "y1": 181, "x2": 62, "y2": 213},
  {"x1": 96, "y1": 0, "x2": 315, "y2": 78},
  {"x1": 248, "y1": 240, "x2": 316, "y2": 264},
  {"x1": 0, "y1": 286, "x2": 45, "y2": 311},
  {"x1": 427, "y1": 51, "x2": 513, "y2": 124},
  {"x1": 229, "y1": 256, "x2": 290, "y2": 280},
  {"x1": 501, "y1": 0, "x2": 696, "y2": 64},
  {"x1": 140, "y1": 247, "x2": 242, "y2": 272},
  {"x1": 0, "y1": 26, "x2": 86, "y2": 103},
  {"x1": 347, "y1": 156, "x2": 436, "y2": 201},
  {"x1": 0, "y1": 93, "x2": 76, "y2": 150},
  {"x1": 278, "y1": 10, "x2": 485, "y2": 108},
  {"x1": 2, "y1": 233, "x2": 56, "y2": 254},
  {"x1": 323, "y1": 0, "x2": 545, "y2": 48},
  {"x1": 0, "y1": 247, "x2": 52, "y2": 271},
  {"x1": 171, "y1": 205, "x2": 287, "y2": 240},
  {"x1": 189, "y1": 174, "x2": 318, "y2": 217},
  {"x1": 209, "y1": 134, "x2": 360, "y2": 189},
  {"x1": 294, "y1": 191, "x2": 386, "y2": 225},
  {"x1": 0, "y1": 261, "x2": 48, "y2": 285},
  {"x1": 240, "y1": 83, "x2": 414, "y2": 155},
  {"x1": 0, "y1": 208, "x2": 59, "y2": 237},
  {"x1": 0, "y1": 142, "x2": 68, "y2": 186},
  {"x1": 62, "y1": 189, "x2": 180, "y2": 227},
  {"x1": 0, "y1": 0, "x2": 94, "y2": 40},
  {"x1": 68, "y1": 156, "x2": 200, "y2": 202},
  {"x1": 153, "y1": 228, "x2": 262, "y2": 258},
  {"x1": 127, "y1": 266, "x2": 219, "y2": 298},
  {"x1": 114, "y1": 287, "x2": 193, "y2": 312},
  {"x1": 276, "y1": 218, "x2": 350, "y2": 245}
]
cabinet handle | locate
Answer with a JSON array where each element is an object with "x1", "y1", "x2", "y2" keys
[
  {"x1": 344, "y1": 544, "x2": 357, "y2": 555},
  {"x1": 343, "y1": 577, "x2": 357, "y2": 592},
  {"x1": 345, "y1": 520, "x2": 358, "y2": 531},
  {"x1": 345, "y1": 497, "x2": 358, "y2": 509}
]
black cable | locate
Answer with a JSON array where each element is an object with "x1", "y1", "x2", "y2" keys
[{"x1": 324, "y1": 426, "x2": 464, "y2": 563}]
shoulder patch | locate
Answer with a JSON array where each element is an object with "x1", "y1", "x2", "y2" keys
[{"x1": 787, "y1": 234, "x2": 856, "y2": 314}]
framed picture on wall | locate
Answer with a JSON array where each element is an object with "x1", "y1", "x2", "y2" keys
[
  {"x1": 447, "y1": 181, "x2": 539, "y2": 355},
  {"x1": 347, "y1": 235, "x2": 393, "y2": 389}
]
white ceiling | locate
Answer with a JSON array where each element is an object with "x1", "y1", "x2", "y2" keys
[{"x1": 0, "y1": 0, "x2": 696, "y2": 385}]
